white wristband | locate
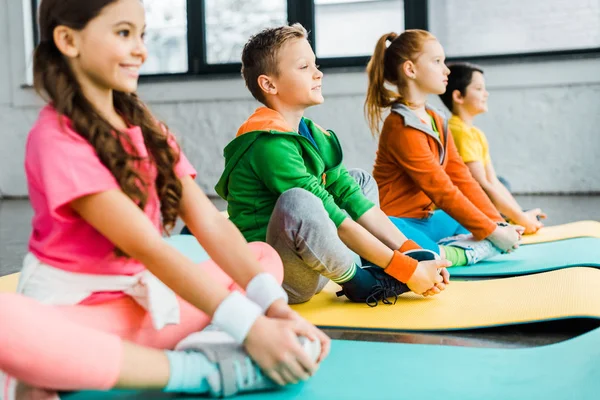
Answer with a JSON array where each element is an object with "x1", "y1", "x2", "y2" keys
[
  {"x1": 245, "y1": 273, "x2": 288, "y2": 312},
  {"x1": 212, "y1": 291, "x2": 263, "y2": 344}
]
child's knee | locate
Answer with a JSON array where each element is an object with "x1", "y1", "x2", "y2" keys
[
  {"x1": 276, "y1": 188, "x2": 322, "y2": 212},
  {"x1": 347, "y1": 168, "x2": 379, "y2": 202},
  {"x1": 286, "y1": 290, "x2": 316, "y2": 305},
  {"x1": 249, "y1": 242, "x2": 284, "y2": 284},
  {"x1": 0, "y1": 294, "x2": 30, "y2": 339},
  {"x1": 271, "y1": 188, "x2": 327, "y2": 227}
]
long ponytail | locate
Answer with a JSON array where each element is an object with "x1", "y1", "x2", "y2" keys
[
  {"x1": 34, "y1": 0, "x2": 183, "y2": 247},
  {"x1": 364, "y1": 29, "x2": 437, "y2": 137}
]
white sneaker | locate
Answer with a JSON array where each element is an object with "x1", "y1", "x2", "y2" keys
[
  {"x1": 175, "y1": 330, "x2": 320, "y2": 397},
  {"x1": 176, "y1": 330, "x2": 321, "y2": 360},
  {"x1": 437, "y1": 233, "x2": 473, "y2": 246},
  {"x1": 438, "y1": 235, "x2": 501, "y2": 265}
]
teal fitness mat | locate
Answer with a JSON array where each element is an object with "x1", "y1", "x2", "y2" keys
[
  {"x1": 167, "y1": 234, "x2": 600, "y2": 278},
  {"x1": 64, "y1": 327, "x2": 600, "y2": 400},
  {"x1": 449, "y1": 237, "x2": 600, "y2": 277},
  {"x1": 164, "y1": 235, "x2": 209, "y2": 263}
]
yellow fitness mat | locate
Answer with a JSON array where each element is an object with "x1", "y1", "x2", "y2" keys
[
  {"x1": 0, "y1": 273, "x2": 19, "y2": 293},
  {"x1": 291, "y1": 267, "x2": 600, "y2": 331},
  {"x1": 521, "y1": 220, "x2": 600, "y2": 245}
]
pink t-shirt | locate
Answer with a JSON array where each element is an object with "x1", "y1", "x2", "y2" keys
[{"x1": 25, "y1": 105, "x2": 197, "y2": 302}]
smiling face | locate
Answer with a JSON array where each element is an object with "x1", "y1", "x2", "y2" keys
[
  {"x1": 269, "y1": 38, "x2": 324, "y2": 109},
  {"x1": 65, "y1": 0, "x2": 147, "y2": 95},
  {"x1": 458, "y1": 71, "x2": 489, "y2": 115}
]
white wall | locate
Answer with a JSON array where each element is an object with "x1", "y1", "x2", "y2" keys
[{"x1": 1, "y1": 0, "x2": 599, "y2": 198}]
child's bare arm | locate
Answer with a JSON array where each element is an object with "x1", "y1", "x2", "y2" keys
[
  {"x1": 70, "y1": 189, "x2": 229, "y2": 316},
  {"x1": 337, "y1": 217, "x2": 451, "y2": 294},
  {"x1": 355, "y1": 207, "x2": 411, "y2": 250},
  {"x1": 178, "y1": 175, "x2": 265, "y2": 287},
  {"x1": 71, "y1": 188, "x2": 326, "y2": 381},
  {"x1": 477, "y1": 162, "x2": 544, "y2": 234},
  {"x1": 467, "y1": 160, "x2": 523, "y2": 222}
]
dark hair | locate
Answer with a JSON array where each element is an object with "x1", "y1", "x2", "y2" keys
[
  {"x1": 439, "y1": 62, "x2": 484, "y2": 113},
  {"x1": 364, "y1": 29, "x2": 437, "y2": 136},
  {"x1": 241, "y1": 23, "x2": 308, "y2": 105},
  {"x1": 34, "y1": 0, "x2": 183, "y2": 249}
]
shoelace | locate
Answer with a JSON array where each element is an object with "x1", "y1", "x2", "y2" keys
[{"x1": 364, "y1": 276, "x2": 406, "y2": 307}]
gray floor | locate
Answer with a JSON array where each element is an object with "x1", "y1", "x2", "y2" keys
[{"x1": 2, "y1": 195, "x2": 600, "y2": 348}]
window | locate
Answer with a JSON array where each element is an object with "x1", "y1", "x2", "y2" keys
[
  {"x1": 429, "y1": 0, "x2": 600, "y2": 57},
  {"x1": 315, "y1": 0, "x2": 404, "y2": 58},
  {"x1": 31, "y1": 0, "x2": 189, "y2": 75},
  {"x1": 142, "y1": 0, "x2": 188, "y2": 74},
  {"x1": 204, "y1": 0, "x2": 287, "y2": 64},
  {"x1": 29, "y1": 0, "x2": 600, "y2": 79}
]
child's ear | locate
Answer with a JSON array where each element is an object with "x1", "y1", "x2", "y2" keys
[
  {"x1": 452, "y1": 89, "x2": 464, "y2": 105},
  {"x1": 257, "y1": 74, "x2": 277, "y2": 96},
  {"x1": 53, "y1": 25, "x2": 80, "y2": 58},
  {"x1": 402, "y1": 60, "x2": 417, "y2": 79}
]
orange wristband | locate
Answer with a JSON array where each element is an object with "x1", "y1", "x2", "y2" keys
[
  {"x1": 384, "y1": 250, "x2": 418, "y2": 283},
  {"x1": 399, "y1": 240, "x2": 421, "y2": 253}
]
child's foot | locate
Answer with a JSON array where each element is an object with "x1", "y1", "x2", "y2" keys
[
  {"x1": 338, "y1": 249, "x2": 441, "y2": 306},
  {"x1": 336, "y1": 265, "x2": 410, "y2": 306},
  {"x1": 174, "y1": 330, "x2": 320, "y2": 397},
  {"x1": 437, "y1": 234, "x2": 472, "y2": 246},
  {"x1": 438, "y1": 234, "x2": 501, "y2": 264}
]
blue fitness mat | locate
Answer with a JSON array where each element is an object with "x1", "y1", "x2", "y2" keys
[
  {"x1": 449, "y1": 237, "x2": 600, "y2": 277},
  {"x1": 64, "y1": 326, "x2": 600, "y2": 400}
]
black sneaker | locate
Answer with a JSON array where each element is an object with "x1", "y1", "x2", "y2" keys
[
  {"x1": 363, "y1": 267, "x2": 411, "y2": 307},
  {"x1": 335, "y1": 249, "x2": 439, "y2": 307},
  {"x1": 336, "y1": 266, "x2": 410, "y2": 307},
  {"x1": 403, "y1": 248, "x2": 440, "y2": 262}
]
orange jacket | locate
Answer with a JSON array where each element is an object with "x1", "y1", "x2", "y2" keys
[{"x1": 373, "y1": 104, "x2": 503, "y2": 240}]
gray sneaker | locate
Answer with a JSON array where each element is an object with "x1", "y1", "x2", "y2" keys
[
  {"x1": 438, "y1": 235, "x2": 501, "y2": 264},
  {"x1": 437, "y1": 233, "x2": 473, "y2": 246},
  {"x1": 175, "y1": 330, "x2": 321, "y2": 398}
]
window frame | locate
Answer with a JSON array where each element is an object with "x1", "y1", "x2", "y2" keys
[{"x1": 30, "y1": 0, "x2": 600, "y2": 82}]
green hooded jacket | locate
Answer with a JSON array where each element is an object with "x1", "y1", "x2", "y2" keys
[{"x1": 215, "y1": 107, "x2": 375, "y2": 242}]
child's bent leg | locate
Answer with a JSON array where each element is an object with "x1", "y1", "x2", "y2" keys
[
  {"x1": 0, "y1": 294, "x2": 277, "y2": 398},
  {"x1": 266, "y1": 188, "x2": 358, "y2": 304},
  {"x1": 198, "y1": 241, "x2": 284, "y2": 293},
  {"x1": 388, "y1": 217, "x2": 441, "y2": 254},
  {"x1": 0, "y1": 293, "x2": 127, "y2": 391},
  {"x1": 427, "y1": 210, "x2": 470, "y2": 241},
  {"x1": 347, "y1": 168, "x2": 380, "y2": 206}
]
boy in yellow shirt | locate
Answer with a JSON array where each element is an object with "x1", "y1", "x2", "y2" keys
[{"x1": 440, "y1": 62, "x2": 546, "y2": 234}]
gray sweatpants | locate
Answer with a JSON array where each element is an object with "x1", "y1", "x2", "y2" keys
[{"x1": 265, "y1": 169, "x2": 379, "y2": 304}]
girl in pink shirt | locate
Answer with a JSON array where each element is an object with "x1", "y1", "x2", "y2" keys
[{"x1": 0, "y1": 1, "x2": 328, "y2": 398}]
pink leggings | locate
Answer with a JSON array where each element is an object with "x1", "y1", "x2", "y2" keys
[{"x1": 0, "y1": 242, "x2": 283, "y2": 393}]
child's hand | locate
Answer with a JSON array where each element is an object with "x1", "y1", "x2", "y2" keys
[
  {"x1": 516, "y1": 209, "x2": 545, "y2": 234},
  {"x1": 422, "y1": 268, "x2": 451, "y2": 297},
  {"x1": 407, "y1": 259, "x2": 452, "y2": 295},
  {"x1": 244, "y1": 316, "x2": 318, "y2": 386},
  {"x1": 487, "y1": 224, "x2": 522, "y2": 252},
  {"x1": 525, "y1": 208, "x2": 547, "y2": 221},
  {"x1": 266, "y1": 300, "x2": 330, "y2": 364}
]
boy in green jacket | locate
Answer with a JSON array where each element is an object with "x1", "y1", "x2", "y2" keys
[{"x1": 213, "y1": 24, "x2": 451, "y2": 305}]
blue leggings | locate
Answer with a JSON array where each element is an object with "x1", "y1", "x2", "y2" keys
[{"x1": 390, "y1": 210, "x2": 470, "y2": 254}]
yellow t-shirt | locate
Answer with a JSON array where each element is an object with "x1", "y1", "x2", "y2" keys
[{"x1": 449, "y1": 115, "x2": 491, "y2": 166}]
